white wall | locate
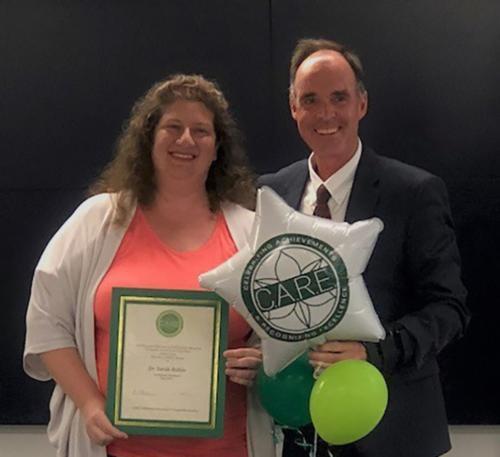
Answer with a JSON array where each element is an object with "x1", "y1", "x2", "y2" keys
[
  {"x1": 1, "y1": 426, "x2": 499, "y2": 457},
  {"x1": 447, "y1": 426, "x2": 500, "y2": 457},
  {"x1": 0, "y1": 426, "x2": 54, "y2": 457}
]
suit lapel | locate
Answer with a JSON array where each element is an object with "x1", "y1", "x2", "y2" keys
[
  {"x1": 345, "y1": 147, "x2": 380, "y2": 223},
  {"x1": 284, "y1": 160, "x2": 309, "y2": 209}
]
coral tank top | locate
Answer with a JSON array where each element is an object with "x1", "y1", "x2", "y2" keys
[{"x1": 94, "y1": 208, "x2": 251, "y2": 457}]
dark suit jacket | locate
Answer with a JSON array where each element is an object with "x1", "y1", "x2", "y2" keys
[{"x1": 258, "y1": 147, "x2": 469, "y2": 457}]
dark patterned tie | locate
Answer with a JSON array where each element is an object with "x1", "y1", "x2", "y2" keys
[
  {"x1": 312, "y1": 185, "x2": 354, "y2": 457},
  {"x1": 313, "y1": 184, "x2": 331, "y2": 219}
]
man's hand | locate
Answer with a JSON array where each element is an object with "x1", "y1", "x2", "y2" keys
[
  {"x1": 81, "y1": 395, "x2": 128, "y2": 446},
  {"x1": 224, "y1": 347, "x2": 262, "y2": 386},
  {"x1": 308, "y1": 341, "x2": 367, "y2": 370}
]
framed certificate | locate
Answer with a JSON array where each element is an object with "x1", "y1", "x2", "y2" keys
[{"x1": 106, "y1": 288, "x2": 228, "y2": 438}]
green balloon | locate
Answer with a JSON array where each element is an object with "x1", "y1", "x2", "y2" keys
[
  {"x1": 309, "y1": 360, "x2": 388, "y2": 445},
  {"x1": 257, "y1": 353, "x2": 314, "y2": 427}
]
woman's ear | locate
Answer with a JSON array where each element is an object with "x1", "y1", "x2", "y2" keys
[{"x1": 214, "y1": 142, "x2": 220, "y2": 160}]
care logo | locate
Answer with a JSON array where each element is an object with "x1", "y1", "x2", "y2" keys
[
  {"x1": 156, "y1": 310, "x2": 183, "y2": 337},
  {"x1": 241, "y1": 234, "x2": 349, "y2": 341}
]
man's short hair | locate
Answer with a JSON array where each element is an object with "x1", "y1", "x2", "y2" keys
[{"x1": 289, "y1": 38, "x2": 366, "y2": 99}]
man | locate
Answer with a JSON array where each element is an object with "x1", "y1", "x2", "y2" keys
[{"x1": 259, "y1": 38, "x2": 469, "y2": 457}]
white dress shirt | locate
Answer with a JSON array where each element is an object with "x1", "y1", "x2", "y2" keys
[{"x1": 300, "y1": 139, "x2": 362, "y2": 222}]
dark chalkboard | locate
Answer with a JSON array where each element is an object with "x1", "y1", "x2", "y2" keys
[{"x1": 1, "y1": 0, "x2": 498, "y2": 425}]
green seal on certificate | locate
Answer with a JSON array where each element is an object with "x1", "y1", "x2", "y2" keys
[
  {"x1": 106, "y1": 288, "x2": 228, "y2": 438},
  {"x1": 156, "y1": 310, "x2": 183, "y2": 337}
]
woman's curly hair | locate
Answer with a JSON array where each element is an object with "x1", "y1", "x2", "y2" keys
[{"x1": 90, "y1": 74, "x2": 255, "y2": 224}]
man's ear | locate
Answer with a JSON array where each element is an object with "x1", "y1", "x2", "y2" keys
[
  {"x1": 358, "y1": 91, "x2": 368, "y2": 121},
  {"x1": 290, "y1": 95, "x2": 298, "y2": 120}
]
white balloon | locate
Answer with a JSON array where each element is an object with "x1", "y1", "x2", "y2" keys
[{"x1": 200, "y1": 187, "x2": 385, "y2": 375}]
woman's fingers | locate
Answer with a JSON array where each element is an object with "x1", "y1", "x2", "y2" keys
[
  {"x1": 224, "y1": 347, "x2": 262, "y2": 369},
  {"x1": 308, "y1": 340, "x2": 367, "y2": 369},
  {"x1": 229, "y1": 375, "x2": 255, "y2": 386},
  {"x1": 225, "y1": 356, "x2": 262, "y2": 369},
  {"x1": 85, "y1": 406, "x2": 127, "y2": 445},
  {"x1": 224, "y1": 346, "x2": 262, "y2": 385},
  {"x1": 224, "y1": 347, "x2": 262, "y2": 360}
]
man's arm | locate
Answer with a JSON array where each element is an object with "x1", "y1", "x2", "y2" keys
[
  {"x1": 309, "y1": 176, "x2": 469, "y2": 374},
  {"x1": 368, "y1": 175, "x2": 469, "y2": 374}
]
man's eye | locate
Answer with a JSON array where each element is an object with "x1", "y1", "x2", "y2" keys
[
  {"x1": 302, "y1": 97, "x2": 315, "y2": 106},
  {"x1": 333, "y1": 94, "x2": 347, "y2": 103}
]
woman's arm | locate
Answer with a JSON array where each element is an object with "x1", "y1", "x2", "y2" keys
[{"x1": 40, "y1": 348, "x2": 128, "y2": 446}]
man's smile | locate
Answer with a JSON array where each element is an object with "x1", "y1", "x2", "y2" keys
[{"x1": 314, "y1": 127, "x2": 340, "y2": 135}]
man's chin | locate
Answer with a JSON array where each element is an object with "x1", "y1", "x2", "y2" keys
[{"x1": 309, "y1": 142, "x2": 345, "y2": 159}]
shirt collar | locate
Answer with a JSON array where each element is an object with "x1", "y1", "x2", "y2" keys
[{"x1": 307, "y1": 139, "x2": 362, "y2": 205}]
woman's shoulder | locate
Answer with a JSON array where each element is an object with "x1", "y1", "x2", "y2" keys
[
  {"x1": 221, "y1": 201, "x2": 254, "y2": 217},
  {"x1": 50, "y1": 193, "x2": 114, "y2": 240},
  {"x1": 62, "y1": 192, "x2": 129, "y2": 231},
  {"x1": 39, "y1": 193, "x2": 124, "y2": 265},
  {"x1": 221, "y1": 202, "x2": 254, "y2": 228},
  {"x1": 221, "y1": 202, "x2": 254, "y2": 250},
  {"x1": 72, "y1": 192, "x2": 118, "y2": 219}
]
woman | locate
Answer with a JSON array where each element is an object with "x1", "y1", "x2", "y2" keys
[{"x1": 24, "y1": 74, "x2": 276, "y2": 457}]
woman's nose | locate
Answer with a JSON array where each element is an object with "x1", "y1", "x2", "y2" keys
[{"x1": 176, "y1": 127, "x2": 195, "y2": 145}]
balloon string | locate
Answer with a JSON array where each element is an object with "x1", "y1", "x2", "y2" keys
[
  {"x1": 278, "y1": 426, "x2": 341, "y2": 457},
  {"x1": 312, "y1": 431, "x2": 318, "y2": 457},
  {"x1": 272, "y1": 424, "x2": 284, "y2": 457},
  {"x1": 272, "y1": 424, "x2": 284, "y2": 445},
  {"x1": 313, "y1": 361, "x2": 326, "y2": 379},
  {"x1": 286, "y1": 427, "x2": 317, "y2": 457}
]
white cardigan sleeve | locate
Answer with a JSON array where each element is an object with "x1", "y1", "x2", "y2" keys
[
  {"x1": 221, "y1": 202, "x2": 254, "y2": 250},
  {"x1": 23, "y1": 194, "x2": 116, "y2": 380}
]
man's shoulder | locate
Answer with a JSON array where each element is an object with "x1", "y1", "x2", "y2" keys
[
  {"x1": 367, "y1": 148, "x2": 441, "y2": 189},
  {"x1": 258, "y1": 159, "x2": 308, "y2": 188},
  {"x1": 257, "y1": 148, "x2": 442, "y2": 193}
]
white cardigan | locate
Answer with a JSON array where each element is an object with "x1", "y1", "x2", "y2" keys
[{"x1": 24, "y1": 193, "x2": 277, "y2": 457}]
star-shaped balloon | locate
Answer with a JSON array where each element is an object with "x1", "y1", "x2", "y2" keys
[{"x1": 200, "y1": 187, "x2": 385, "y2": 376}]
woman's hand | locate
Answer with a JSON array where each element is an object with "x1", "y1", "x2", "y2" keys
[
  {"x1": 40, "y1": 349, "x2": 128, "y2": 446},
  {"x1": 308, "y1": 340, "x2": 367, "y2": 370},
  {"x1": 224, "y1": 347, "x2": 262, "y2": 386},
  {"x1": 81, "y1": 395, "x2": 128, "y2": 446}
]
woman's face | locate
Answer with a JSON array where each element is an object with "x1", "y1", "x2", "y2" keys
[{"x1": 151, "y1": 99, "x2": 217, "y2": 187}]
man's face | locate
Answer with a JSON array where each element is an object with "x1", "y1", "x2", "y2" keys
[{"x1": 290, "y1": 50, "x2": 367, "y2": 164}]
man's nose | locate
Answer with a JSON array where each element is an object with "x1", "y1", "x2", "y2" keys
[
  {"x1": 317, "y1": 101, "x2": 336, "y2": 120},
  {"x1": 176, "y1": 127, "x2": 196, "y2": 146}
]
